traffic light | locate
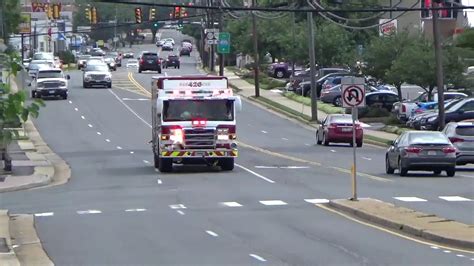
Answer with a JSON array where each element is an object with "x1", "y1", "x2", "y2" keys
[
  {"x1": 45, "y1": 4, "x2": 53, "y2": 20},
  {"x1": 135, "y1": 7, "x2": 142, "y2": 24},
  {"x1": 91, "y1": 6, "x2": 97, "y2": 24},
  {"x1": 180, "y1": 7, "x2": 187, "y2": 17},
  {"x1": 52, "y1": 4, "x2": 60, "y2": 19},
  {"x1": 85, "y1": 7, "x2": 91, "y2": 23},
  {"x1": 173, "y1": 7, "x2": 181, "y2": 19},
  {"x1": 149, "y1": 8, "x2": 156, "y2": 21}
]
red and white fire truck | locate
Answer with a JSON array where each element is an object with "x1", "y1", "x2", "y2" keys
[{"x1": 151, "y1": 76, "x2": 241, "y2": 172}]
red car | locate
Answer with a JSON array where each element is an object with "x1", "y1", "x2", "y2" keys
[{"x1": 316, "y1": 114, "x2": 363, "y2": 147}]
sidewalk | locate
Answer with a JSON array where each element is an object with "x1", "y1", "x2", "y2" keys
[{"x1": 224, "y1": 68, "x2": 399, "y2": 144}]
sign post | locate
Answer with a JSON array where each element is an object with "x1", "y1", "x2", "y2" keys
[{"x1": 342, "y1": 77, "x2": 365, "y2": 201}]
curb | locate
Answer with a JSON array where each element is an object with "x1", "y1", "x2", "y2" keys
[
  {"x1": 328, "y1": 199, "x2": 474, "y2": 251},
  {"x1": 0, "y1": 210, "x2": 20, "y2": 266}
]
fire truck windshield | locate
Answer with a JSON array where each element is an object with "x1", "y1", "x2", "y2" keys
[{"x1": 163, "y1": 99, "x2": 234, "y2": 121}]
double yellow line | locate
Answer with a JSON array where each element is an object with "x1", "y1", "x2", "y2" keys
[{"x1": 127, "y1": 72, "x2": 151, "y2": 97}]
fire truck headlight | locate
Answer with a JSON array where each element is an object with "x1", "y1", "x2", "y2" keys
[
  {"x1": 169, "y1": 128, "x2": 184, "y2": 143},
  {"x1": 217, "y1": 128, "x2": 230, "y2": 140}
]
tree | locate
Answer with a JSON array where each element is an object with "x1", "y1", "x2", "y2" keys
[
  {"x1": 314, "y1": 22, "x2": 356, "y2": 68},
  {"x1": 364, "y1": 32, "x2": 412, "y2": 100},
  {"x1": 0, "y1": 53, "x2": 44, "y2": 168},
  {"x1": 1, "y1": 0, "x2": 21, "y2": 44}
]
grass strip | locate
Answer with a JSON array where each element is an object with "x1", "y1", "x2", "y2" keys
[{"x1": 283, "y1": 92, "x2": 344, "y2": 114}]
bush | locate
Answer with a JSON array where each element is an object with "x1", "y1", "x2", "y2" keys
[
  {"x1": 57, "y1": 51, "x2": 75, "y2": 64},
  {"x1": 358, "y1": 107, "x2": 391, "y2": 118}
]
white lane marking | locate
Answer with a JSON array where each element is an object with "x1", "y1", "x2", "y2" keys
[
  {"x1": 305, "y1": 143, "x2": 311, "y2": 146},
  {"x1": 259, "y1": 200, "x2": 287, "y2": 206},
  {"x1": 130, "y1": 151, "x2": 134, "y2": 154},
  {"x1": 108, "y1": 89, "x2": 152, "y2": 128},
  {"x1": 235, "y1": 163, "x2": 275, "y2": 184},
  {"x1": 282, "y1": 166, "x2": 310, "y2": 169},
  {"x1": 122, "y1": 98, "x2": 149, "y2": 101},
  {"x1": 176, "y1": 210, "x2": 185, "y2": 215},
  {"x1": 169, "y1": 204, "x2": 187, "y2": 209},
  {"x1": 34, "y1": 212, "x2": 54, "y2": 217},
  {"x1": 304, "y1": 199, "x2": 330, "y2": 204},
  {"x1": 68, "y1": 100, "x2": 72, "y2": 104},
  {"x1": 261, "y1": 130, "x2": 268, "y2": 134},
  {"x1": 205, "y1": 230, "x2": 219, "y2": 237},
  {"x1": 97, "y1": 132, "x2": 102, "y2": 135},
  {"x1": 255, "y1": 166, "x2": 278, "y2": 169},
  {"x1": 105, "y1": 139, "x2": 111, "y2": 142},
  {"x1": 221, "y1": 202, "x2": 243, "y2": 207},
  {"x1": 125, "y1": 208, "x2": 147, "y2": 212},
  {"x1": 362, "y1": 157, "x2": 372, "y2": 161},
  {"x1": 157, "y1": 179, "x2": 162, "y2": 184},
  {"x1": 116, "y1": 146, "x2": 123, "y2": 150},
  {"x1": 456, "y1": 254, "x2": 466, "y2": 258},
  {"x1": 330, "y1": 149, "x2": 336, "y2": 153},
  {"x1": 74, "y1": 107, "x2": 79, "y2": 111},
  {"x1": 439, "y1": 196, "x2": 472, "y2": 202},
  {"x1": 443, "y1": 250, "x2": 452, "y2": 253},
  {"x1": 281, "y1": 137, "x2": 289, "y2": 141},
  {"x1": 143, "y1": 160, "x2": 150, "y2": 164},
  {"x1": 430, "y1": 246, "x2": 440, "y2": 250},
  {"x1": 81, "y1": 115, "x2": 85, "y2": 120},
  {"x1": 77, "y1": 210, "x2": 102, "y2": 215},
  {"x1": 164, "y1": 72, "x2": 168, "y2": 77},
  {"x1": 249, "y1": 254, "x2": 267, "y2": 262},
  {"x1": 393, "y1": 197, "x2": 427, "y2": 202},
  {"x1": 470, "y1": 258, "x2": 474, "y2": 261},
  {"x1": 88, "y1": 124, "x2": 93, "y2": 128}
]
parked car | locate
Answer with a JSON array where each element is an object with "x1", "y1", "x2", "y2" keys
[
  {"x1": 179, "y1": 47, "x2": 191, "y2": 56},
  {"x1": 82, "y1": 63, "x2": 112, "y2": 88},
  {"x1": 364, "y1": 91, "x2": 399, "y2": 111},
  {"x1": 321, "y1": 84, "x2": 378, "y2": 107},
  {"x1": 420, "y1": 98, "x2": 474, "y2": 130},
  {"x1": 442, "y1": 121, "x2": 474, "y2": 165},
  {"x1": 321, "y1": 76, "x2": 344, "y2": 92},
  {"x1": 30, "y1": 68, "x2": 70, "y2": 99},
  {"x1": 138, "y1": 51, "x2": 162, "y2": 73},
  {"x1": 288, "y1": 69, "x2": 352, "y2": 94},
  {"x1": 406, "y1": 99, "x2": 463, "y2": 129},
  {"x1": 267, "y1": 62, "x2": 304, "y2": 79},
  {"x1": 164, "y1": 55, "x2": 180, "y2": 69},
  {"x1": 385, "y1": 131, "x2": 457, "y2": 176},
  {"x1": 77, "y1": 55, "x2": 91, "y2": 70},
  {"x1": 162, "y1": 42, "x2": 174, "y2": 51},
  {"x1": 392, "y1": 92, "x2": 468, "y2": 122},
  {"x1": 316, "y1": 114, "x2": 363, "y2": 147}
]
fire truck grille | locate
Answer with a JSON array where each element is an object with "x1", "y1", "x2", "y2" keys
[{"x1": 184, "y1": 128, "x2": 216, "y2": 149}]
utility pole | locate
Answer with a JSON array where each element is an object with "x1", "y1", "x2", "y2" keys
[
  {"x1": 114, "y1": 6, "x2": 117, "y2": 50},
  {"x1": 432, "y1": 0, "x2": 445, "y2": 130},
  {"x1": 291, "y1": 6, "x2": 296, "y2": 79},
  {"x1": 307, "y1": 11, "x2": 318, "y2": 121},
  {"x1": 251, "y1": 0, "x2": 260, "y2": 97},
  {"x1": 218, "y1": 7, "x2": 224, "y2": 76}
]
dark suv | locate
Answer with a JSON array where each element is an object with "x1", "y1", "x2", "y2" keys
[
  {"x1": 164, "y1": 55, "x2": 180, "y2": 69},
  {"x1": 138, "y1": 52, "x2": 162, "y2": 73}
]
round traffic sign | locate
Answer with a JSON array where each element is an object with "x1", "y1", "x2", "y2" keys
[
  {"x1": 206, "y1": 32, "x2": 215, "y2": 40},
  {"x1": 342, "y1": 85, "x2": 365, "y2": 107}
]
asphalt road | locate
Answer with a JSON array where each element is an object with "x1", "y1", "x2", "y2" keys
[{"x1": 0, "y1": 29, "x2": 472, "y2": 265}]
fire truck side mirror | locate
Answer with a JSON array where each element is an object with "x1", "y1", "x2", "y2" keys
[
  {"x1": 235, "y1": 96, "x2": 242, "y2": 113},
  {"x1": 156, "y1": 99, "x2": 163, "y2": 114}
]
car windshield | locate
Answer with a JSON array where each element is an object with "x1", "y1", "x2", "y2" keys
[
  {"x1": 37, "y1": 71, "x2": 63, "y2": 79},
  {"x1": 29, "y1": 63, "x2": 50, "y2": 70},
  {"x1": 163, "y1": 99, "x2": 234, "y2": 121},
  {"x1": 408, "y1": 132, "x2": 450, "y2": 145},
  {"x1": 33, "y1": 53, "x2": 54, "y2": 60},
  {"x1": 455, "y1": 124, "x2": 474, "y2": 136},
  {"x1": 86, "y1": 65, "x2": 109, "y2": 72}
]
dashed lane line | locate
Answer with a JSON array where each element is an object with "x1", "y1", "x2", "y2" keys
[
  {"x1": 205, "y1": 230, "x2": 219, "y2": 237},
  {"x1": 125, "y1": 209, "x2": 147, "y2": 212},
  {"x1": 249, "y1": 254, "x2": 267, "y2": 262},
  {"x1": 438, "y1": 196, "x2": 472, "y2": 202},
  {"x1": 259, "y1": 200, "x2": 287, "y2": 206},
  {"x1": 76, "y1": 210, "x2": 102, "y2": 215},
  {"x1": 176, "y1": 210, "x2": 186, "y2": 215},
  {"x1": 169, "y1": 204, "x2": 187, "y2": 210},
  {"x1": 34, "y1": 212, "x2": 54, "y2": 217},
  {"x1": 221, "y1": 202, "x2": 243, "y2": 207}
]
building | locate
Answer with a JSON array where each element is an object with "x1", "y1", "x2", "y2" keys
[{"x1": 380, "y1": 0, "x2": 469, "y2": 40}]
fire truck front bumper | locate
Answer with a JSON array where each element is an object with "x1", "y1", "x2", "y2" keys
[{"x1": 160, "y1": 150, "x2": 238, "y2": 158}]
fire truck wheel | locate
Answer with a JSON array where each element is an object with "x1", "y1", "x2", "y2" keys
[
  {"x1": 219, "y1": 158, "x2": 234, "y2": 171},
  {"x1": 158, "y1": 158, "x2": 173, "y2": 172}
]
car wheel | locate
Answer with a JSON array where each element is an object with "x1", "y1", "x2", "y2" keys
[
  {"x1": 275, "y1": 70, "x2": 285, "y2": 79},
  {"x1": 316, "y1": 130, "x2": 322, "y2": 145},
  {"x1": 108, "y1": 83, "x2": 112, "y2": 88},
  {"x1": 322, "y1": 133, "x2": 329, "y2": 146},
  {"x1": 218, "y1": 158, "x2": 234, "y2": 171},
  {"x1": 433, "y1": 170, "x2": 442, "y2": 175},
  {"x1": 138, "y1": 68, "x2": 142, "y2": 73},
  {"x1": 31, "y1": 91, "x2": 36, "y2": 98},
  {"x1": 399, "y1": 158, "x2": 408, "y2": 176},
  {"x1": 385, "y1": 156, "x2": 394, "y2": 174},
  {"x1": 158, "y1": 69, "x2": 162, "y2": 74},
  {"x1": 83, "y1": 83, "x2": 88, "y2": 88},
  {"x1": 446, "y1": 167, "x2": 455, "y2": 177},
  {"x1": 62, "y1": 94, "x2": 68, "y2": 100},
  {"x1": 333, "y1": 96, "x2": 342, "y2": 107}
]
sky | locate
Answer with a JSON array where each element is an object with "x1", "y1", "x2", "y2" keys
[{"x1": 463, "y1": 0, "x2": 473, "y2": 26}]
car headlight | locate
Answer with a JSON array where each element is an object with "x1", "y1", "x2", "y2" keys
[
  {"x1": 105, "y1": 75, "x2": 111, "y2": 81},
  {"x1": 60, "y1": 81, "x2": 66, "y2": 87},
  {"x1": 427, "y1": 117, "x2": 437, "y2": 122},
  {"x1": 37, "y1": 82, "x2": 44, "y2": 89},
  {"x1": 84, "y1": 75, "x2": 91, "y2": 80},
  {"x1": 110, "y1": 62, "x2": 115, "y2": 66}
]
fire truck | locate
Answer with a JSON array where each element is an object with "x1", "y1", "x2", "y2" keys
[{"x1": 151, "y1": 76, "x2": 241, "y2": 172}]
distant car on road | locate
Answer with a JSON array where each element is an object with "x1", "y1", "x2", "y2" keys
[
  {"x1": 179, "y1": 47, "x2": 191, "y2": 56},
  {"x1": 442, "y1": 121, "x2": 474, "y2": 165},
  {"x1": 138, "y1": 51, "x2": 162, "y2": 73},
  {"x1": 316, "y1": 114, "x2": 363, "y2": 147},
  {"x1": 76, "y1": 55, "x2": 91, "y2": 70},
  {"x1": 106, "y1": 52, "x2": 122, "y2": 67},
  {"x1": 123, "y1": 52, "x2": 134, "y2": 58},
  {"x1": 164, "y1": 55, "x2": 180, "y2": 69},
  {"x1": 82, "y1": 63, "x2": 112, "y2": 88},
  {"x1": 126, "y1": 59, "x2": 139, "y2": 68},
  {"x1": 386, "y1": 131, "x2": 457, "y2": 177},
  {"x1": 162, "y1": 42, "x2": 174, "y2": 51},
  {"x1": 104, "y1": 57, "x2": 117, "y2": 71}
]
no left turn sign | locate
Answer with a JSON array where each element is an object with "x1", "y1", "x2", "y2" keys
[{"x1": 342, "y1": 84, "x2": 365, "y2": 108}]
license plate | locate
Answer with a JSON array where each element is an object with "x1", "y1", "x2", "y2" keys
[
  {"x1": 49, "y1": 90, "x2": 55, "y2": 94},
  {"x1": 147, "y1": 60, "x2": 153, "y2": 63},
  {"x1": 428, "y1": 151, "x2": 437, "y2": 155},
  {"x1": 341, "y1": 128, "x2": 352, "y2": 132},
  {"x1": 195, "y1": 151, "x2": 205, "y2": 156}
]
